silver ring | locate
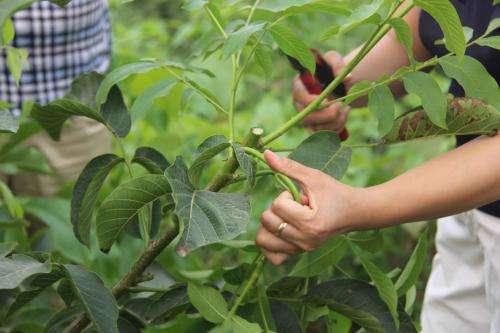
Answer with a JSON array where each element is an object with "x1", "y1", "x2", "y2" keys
[{"x1": 276, "y1": 222, "x2": 288, "y2": 237}]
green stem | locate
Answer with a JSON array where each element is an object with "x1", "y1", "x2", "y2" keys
[
  {"x1": 227, "y1": 254, "x2": 266, "y2": 319},
  {"x1": 242, "y1": 147, "x2": 300, "y2": 201},
  {"x1": 204, "y1": 5, "x2": 227, "y2": 38},
  {"x1": 299, "y1": 277, "x2": 310, "y2": 328},
  {"x1": 261, "y1": 3, "x2": 415, "y2": 146}
]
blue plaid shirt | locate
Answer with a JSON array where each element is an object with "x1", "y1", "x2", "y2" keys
[{"x1": 0, "y1": 0, "x2": 111, "y2": 115}]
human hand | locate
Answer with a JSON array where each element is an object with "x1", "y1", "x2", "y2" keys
[
  {"x1": 256, "y1": 150, "x2": 362, "y2": 265},
  {"x1": 292, "y1": 51, "x2": 351, "y2": 132}
]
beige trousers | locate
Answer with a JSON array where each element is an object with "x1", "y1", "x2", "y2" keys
[
  {"x1": 421, "y1": 209, "x2": 500, "y2": 333},
  {"x1": 8, "y1": 118, "x2": 111, "y2": 196}
]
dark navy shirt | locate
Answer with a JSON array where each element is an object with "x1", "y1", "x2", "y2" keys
[{"x1": 419, "y1": 0, "x2": 500, "y2": 217}]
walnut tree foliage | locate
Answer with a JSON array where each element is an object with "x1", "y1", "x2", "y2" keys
[{"x1": 0, "y1": 0, "x2": 499, "y2": 332}]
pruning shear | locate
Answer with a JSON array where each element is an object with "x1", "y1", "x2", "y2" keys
[{"x1": 287, "y1": 49, "x2": 349, "y2": 141}]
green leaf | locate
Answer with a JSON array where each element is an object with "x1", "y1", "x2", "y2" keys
[
  {"x1": 101, "y1": 85, "x2": 131, "y2": 138},
  {"x1": 0, "y1": 254, "x2": 50, "y2": 289},
  {"x1": 389, "y1": 18, "x2": 414, "y2": 62},
  {"x1": 130, "y1": 79, "x2": 176, "y2": 121},
  {"x1": 232, "y1": 143, "x2": 256, "y2": 190},
  {"x1": 368, "y1": 85, "x2": 395, "y2": 136},
  {"x1": 96, "y1": 175, "x2": 171, "y2": 252},
  {"x1": 45, "y1": 305, "x2": 84, "y2": 333},
  {"x1": 2, "y1": 18, "x2": 14, "y2": 46},
  {"x1": 415, "y1": 0, "x2": 466, "y2": 56},
  {"x1": 187, "y1": 282, "x2": 228, "y2": 324},
  {"x1": 254, "y1": 44, "x2": 273, "y2": 77},
  {"x1": 395, "y1": 229, "x2": 429, "y2": 296},
  {"x1": 63, "y1": 264, "x2": 119, "y2": 333},
  {"x1": 132, "y1": 146, "x2": 170, "y2": 174},
  {"x1": 189, "y1": 135, "x2": 230, "y2": 183},
  {"x1": 289, "y1": 131, "x2": 352, "y2": 180},
  {"x1": 6, "y1": 46, "x2": 28, "y2": 85},
  {"x1": 0, "y1": 180, "x2": 23, "y2": 218},
  {"x1": 351, "y1": 244, "x2": 399, "y2": 328},
  {"x1": 6, "y1": 266, "x2": 65, "y2": 317},
  {"x1": 290, "y1": 237, "x2": 348, "y2": 277},
  {"x1": 269, "y1": 300, "x2": 301, "y2": 333},
  {"x1": 439, "y1": 55, "x2": 500, "y2": 109},
  {"x1": 258, "y1": 0, "x2": 350, "y2": 17},
  {"x1": 65, "y1": 71, "x2": 103, "y2": 109},
  {"x1": 71, "y1": 154, "x2": 124, "y2": 247},
  {"x1": 165, "y1": 157, "x2": 250, "y2": 256},
  {"x1": 306, "y1": 279, "x2": 415, "y2": 333},
  {"x1": 485, "y1": 17, "x2": 500, "y2": 36},
  {"x1": 95, "y1": 59, "x2": 213, "y2": 107},
  {"x1": 476, "y1": 36, "x2": 500, "y2": 50},
  {"x1": 30, "y1": 99, "x2": 105, "y2": 141},
  {"x1": 403, "y1": 71, "x2": 447, "y2": 128},
  {"x1": 269, "y1": 24, "x2": 315, "y2": 73},
  {"x1": 320, "y1": 0, "x2": 387, "y2": 40},
  {"x1": 182, "y1": 0, "x2": 209, "y2": 11},
  {"x1": 345, "y1": 80, "x2": 373, "y2": 104},
  {"x1": 383, "y1": 97, "x2": 500, "y2": 143},
  {"x1": 222, "y1": 22, "x2": 266, "y2": 58}
]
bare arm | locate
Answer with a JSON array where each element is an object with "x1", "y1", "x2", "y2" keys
[{"x1": 357, "y1": 133, "x2": 500, "y2": 228}]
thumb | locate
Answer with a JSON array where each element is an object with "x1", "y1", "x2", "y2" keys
[{"x1": 264, "y1": 150, "x2": 314, "y2": 183}]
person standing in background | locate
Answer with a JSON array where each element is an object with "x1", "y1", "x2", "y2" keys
[{"x1": 0, "y1": 0, "x2": 111, "y2": 196}]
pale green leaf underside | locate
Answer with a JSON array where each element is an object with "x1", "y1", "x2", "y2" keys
[
  {"x1": 187, "y1": 282, "x2": 228, "y2": 324},
  {"x1": 0, "y1": 254, "x2": 50, "y2": 289}
]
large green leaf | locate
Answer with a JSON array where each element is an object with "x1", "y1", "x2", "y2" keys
[
  {"x1": 132, "y1": 147, "x2": 170, "y2": 174},
  {"x1": 351, "y1": 244, "x2": 399, "y2": 328},
  {"x1": 71, "y1": 154, "x2": 124, "y2": 247},
  {"x1": 96, "y1": 174, "x2": 171, "y2": 252},
  {"x1": 389, "y1": 18, "x2": 414, "y2": 62},
  {"x1": 64, "y1": 265, "x2": 119, "y2": 333},
  {"x1": 415, "y1": 0, "x2": 466, "y2": 56},
  {"x1": 189, "y1": 135, "x2": 230, "y2": 183},
  {"x1": 64, "y1": 71, "x2": 103, "y2": 108},
  {"x1": 187, "y1": 282, "x2": 228, "y2": 324},
  {"x1": 306, "y1": 279, "x2": 416, "y2": 333},
  {"x1": 269, "y1": 24, "x2": 315, "y2": 73},
  {"x1": 368, "y1": 84, "x2": 395, "y2": 136},
  {"x1": 439, "y1": 55, "x2": 500, "y2": 109},
  {"x1": 395, "y1": 229, "x2": 429, "y2": 296},
  {"x1": 6, "y1": 266, "x2": 65, "y2": 317},
  {"x1": 0, "y1": 254, "x2": 50, "y2": 289},
  {"x1": 166, "y1": 157, "x2": 250, "y2": 256},
  {"x1": 383, "y1": 97, "x2": 500, "y2": 143},
  {"x1": 289, "y1": 131, "x2": 351, "y2": 180},
  {"x1": 290, "y1": 237, "x2": 348, "y2": 277},
  {"x1": 403, "y1": 71, "x2": 448, "y2": 128}
]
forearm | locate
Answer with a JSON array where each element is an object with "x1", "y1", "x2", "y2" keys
[{"x1": 356, "y1": 133, "x2": 500, "y2": 228}]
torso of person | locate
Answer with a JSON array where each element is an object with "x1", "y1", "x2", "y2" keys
[
  {"x1": 0, "y1": 0, "x2": 111, "y2": 115},
  {"x1": 419, "y1": 0, "x2": 500, "y2": 218}
]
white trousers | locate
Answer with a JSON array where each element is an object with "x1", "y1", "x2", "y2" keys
[{"x1": 421, "y1": 210, "x2": 500, "y2": 332}]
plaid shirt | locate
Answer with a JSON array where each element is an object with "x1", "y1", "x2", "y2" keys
[{"x1": 0, "y1": 0, "x2": 111, "y2": 115}]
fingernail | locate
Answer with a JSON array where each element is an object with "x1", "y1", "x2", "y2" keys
[{"x1": 264, "y1": 149, "x2": 281, "y2": 161}]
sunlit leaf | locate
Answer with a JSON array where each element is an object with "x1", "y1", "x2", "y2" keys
[
  {"x1": 475, "y1": 36, "x2": 500, "y2": 50},
  {"x1": 222, "y1": 22, "x2": 266, "y2": 58},
  {"x1": 389, "y1": 18, "x2": 414, "y2": 62},
  {"x1": 368, "y1": 85, "x2": 395, "y2": 136},
  {"x1": 403, "y1": 71, "x2": 447, "y2": 128},
  {"x1": 269, "y1": 24, "x2": 315, "y2": 73},
  {"x1": 6, "y1": 46, "x2": 28, "y2": 85}
]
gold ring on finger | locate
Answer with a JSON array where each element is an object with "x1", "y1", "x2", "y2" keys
[{"x1": 276, "y1": 222, "x2": 288, "y2": 237}]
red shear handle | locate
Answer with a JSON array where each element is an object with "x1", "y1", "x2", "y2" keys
[{"x1": 299, "y1": 72, "x2": 349, "y2": 141}]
